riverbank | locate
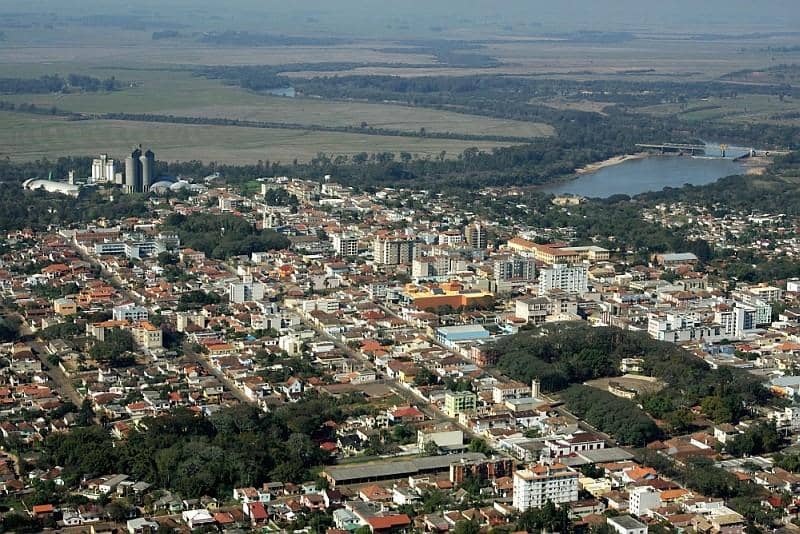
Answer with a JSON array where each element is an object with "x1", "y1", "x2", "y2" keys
[{"x1": 576, "y1": 153, "x2": 649, "y2": 175}]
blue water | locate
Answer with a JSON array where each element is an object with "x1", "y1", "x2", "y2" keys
[{"x1": 542, "y1": 155, "x2": 746, "y2": 199}]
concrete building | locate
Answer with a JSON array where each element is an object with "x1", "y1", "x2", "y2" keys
[
  {"x1": 230, "y1": 275, "x2": 266, "y2": 304},
  {"x1": 493, "y1": 256, "x2": 536, "y2": 283},
  {"x1": 417, "y1": 426, "x2": 464, "y2": 451},
  {"x1": 607, "y1": 515, "x2": 648, "y2": 534},
  {"x1": 53, "y1": 298, "x2": 78, "y2": 316},
  {"x1": 332, "y1": 233, "x2": 359, "y2": 257},
  {"x1": 124, "y1": 146, "x2": 156, "y2": 193},
  {"x1": 512, "y1": 463, "x2": 579, "y2": 511},
  {"x1": 629, "y1": 486, "x2": 661, "y2": 517},
  {"x1": 444, "y1": 391, "x2": 478, "y2": 418},
  {"x1": 373, "y1": 236, "x2": 418, "y2": 265},
  {"x1": 647, "y1": 312, "x2": 723, "y2": 343},
  {"x1": 411, "y1": 255, "x2": 467, "y2": 280},
  {"x1": 465, "y1": 223, "x2": 488, "y2": 250},
  {"x1": 436, "y1": 325, "x2": 490, "y2": 349},
  {"x1": 113, "y1": 303, "x2": 149, "y2": 322},
  {"x1": 91, "y1": 154, "x2": 116, "y2": 184},
  {"x1": 539, "y1": 263, "x2": 589, "y2": 295}
]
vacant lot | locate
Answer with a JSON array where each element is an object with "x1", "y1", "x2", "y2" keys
[
  {"x1": 584, "y1": 375, "x2": 665, "y2": 397},
  {"x1": 0, "y1": 112, "x2": 507, "y2": 164}
]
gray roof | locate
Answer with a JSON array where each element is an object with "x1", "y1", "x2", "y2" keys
[
  {"x1": 608, "y1": 515, "x2": 647, "y2": 530},
  {"x1": 575, "y1": 447, "x2": 636, "y2": 465},
  {"x1": 323, "y1": 452, "x2": 486, "y2": 483}
]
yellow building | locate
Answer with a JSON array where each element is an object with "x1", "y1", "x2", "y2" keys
[
  {"x1": 444, "y1": 391, "x2": 477, "y2": 418},
  {"x1": 53, "y1": 298, "x2": 77, "y2": 316},
  {"x1": 403, "y1": 282, "x2": 493, "y2": 311}
]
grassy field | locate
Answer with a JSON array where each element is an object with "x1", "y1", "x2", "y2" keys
[
  {"x1": 0, "y1": 111, "x2": 508, "y2": 164},
  {"x1": 0, "y1": 68, "x2": 552, "y2": 139},
  {"x1": 641, "y1": 94, "x2": 800, "y2": 125}
]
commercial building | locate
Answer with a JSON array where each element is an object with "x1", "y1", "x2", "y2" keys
[
  {"x1": 402, "y1": 282, "x2": 493, "y2": 311},
  {"x1": 436, "y1": 325, "x2": 491, "y2": 349},
  {"x1": 539, "y1": 263, "x2": 589, "y2": 295},
  {"x1": 373, "y1": 235, "x2": 418, "y2": 265},
  {"x1": 512, "y1": 463, "x2": 579, "y2": 511},
  {"x1": 465, "y1": 223, "x2": 488, "y2": 250},
  {"x1": 321, "y1": 453, "x2": 486, "y2": 488}
]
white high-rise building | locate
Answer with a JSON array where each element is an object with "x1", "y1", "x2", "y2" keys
[
  {"x1": 538, "y1": 263, "x2": 589, "y2": 295},
  {"x1": 229, "y1": 275, "x2": 266, "y2": 304},
  {"x1": 332, "y1": 233, "x2": 359, "y2": 257},
  {"x1": 512, "y1": 463, "x2": 579, "y2": 511},
  {"x1": 91, "y1": 154, "x2": 116, "y2": 184}
]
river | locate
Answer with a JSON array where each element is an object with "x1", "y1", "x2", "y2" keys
[{"x1": 541, "y1": 147, "x2": 748, "y2": 199}]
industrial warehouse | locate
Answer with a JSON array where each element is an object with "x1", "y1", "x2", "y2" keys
[{"x1": 22, "y1": 146, "x2": 160, "y2": 196}]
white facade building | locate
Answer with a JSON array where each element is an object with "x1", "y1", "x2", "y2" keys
[
  {"x1": 91, "y1": 154, "x2": 116, "y2": 183},
  {"x1": 332, "y1": 233, "x2": 359, "y2": 257},
  {"x1": 629, "y1": 486, "x2": 661, "y2": 517},
  {"x1": 608, "y1": 516, "x2": 648, "y2": 534},
  {"x1": 112, "y1": 303, "x2": 149, "y2": 322},
  {"x1": 512, "y1": 463, "x2": 579, "y2": 511},
  {"x1": 647, "y1": 312, "x2": 724, "y2": 343},
  {"x1": 230, "y1": 275, "x2": 266, "y2": 304},
  {"x1": 538, "y1": 263, "x2": 588, "y2": 295}
]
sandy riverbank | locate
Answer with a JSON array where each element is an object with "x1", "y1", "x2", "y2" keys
[{"x1": 576, "y1": 152, "x2": 649, "y2": 175}]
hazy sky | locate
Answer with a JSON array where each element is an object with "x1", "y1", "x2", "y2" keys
[{"x1": 13, "y1": 0, "x2": 800, "y2": 36}]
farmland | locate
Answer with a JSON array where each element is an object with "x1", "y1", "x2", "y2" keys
[{"x1": 0, "y1": 111, "x2": 508, "y2": 164}]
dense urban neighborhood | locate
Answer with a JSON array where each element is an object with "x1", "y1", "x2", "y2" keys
[{"x1": 0, "y1": 157, "x2": 800, "y2": 534}]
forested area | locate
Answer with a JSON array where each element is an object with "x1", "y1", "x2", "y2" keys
[
  {"x1": 39, "y1": 399, "x2": 341, "y2": 498},
  {"x1": 162, "y1": 213, "x2": 290, "y2": 259},
  {"x1": 559, "y1": 386, "x2": 662, "y2": 446},
  {"x1": 0, "y1": 183, "x2": 149, "y2": 232},
  {"x1": 491, "y1": 323, "x2": 770, "y2": 438},
  {"x1": 0, "y1": 74, "x2": 118, "y2": 94}
]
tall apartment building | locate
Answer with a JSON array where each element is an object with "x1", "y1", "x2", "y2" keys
[
  {"x1": 373, "y1": 236, "x2": 418, "y2": 265},
  {"x1": 91, "y1": 154, "x2": 116, "y2": 183},
  {"x1": 715, "y1": 303, "x2": 761, "y2": 339},
  {"x1": 229, "y1": 275, "x2": 266, "y2": 304},
  {"x1": 538, "y1": 263, "x2": 589, "y2": 295},
  {"x1": 464, "y1": 223, "x2": 488, "y2": 250},
  {"x1": 411, "y1": 255, "x2": 467, "y2": 279},
  {"x1": 512, "y1": 463, "x2": 579, "y2": 511},
  {"x1": 332, "y1": 233, "x2": 359, "y2": 257},
  {"x1": 444, "y1": 391, "x2": 478, "y2": 418},
  {"x1": 494, "y1": 256, "x2": 536, "y2": 283}
]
